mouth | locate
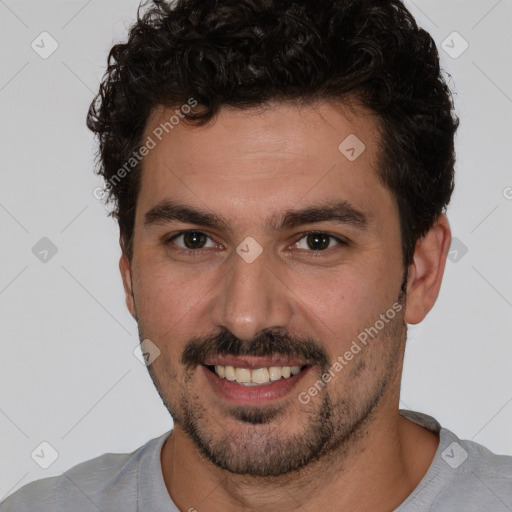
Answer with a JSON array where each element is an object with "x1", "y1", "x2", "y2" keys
[
  {"x1": 204, "y1": 364, "x2": 307, "y2": 386},
  {"x1": 201, "y1": 357, "x2": 312, "y2": 404}
]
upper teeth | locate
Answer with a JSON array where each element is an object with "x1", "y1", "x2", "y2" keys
[{"x1": 214, "y1": 365, "x2": 302, "y2": 385}]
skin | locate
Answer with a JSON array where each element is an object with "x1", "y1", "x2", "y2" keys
[{"x1": 119, "y1": 100, "x2": 451, "y2": 511}]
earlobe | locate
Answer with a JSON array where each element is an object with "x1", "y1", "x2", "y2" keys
[
  {"x1": 404, "y1": 214, "x2": 451, "y2": 325},
  {"x1": 119, "y1": 252, "x2": 137, "y2": 319}
]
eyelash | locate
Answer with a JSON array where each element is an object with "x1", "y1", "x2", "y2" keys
[{"x1": 164, "y1": 230, "x2": 348, "y2": 256}]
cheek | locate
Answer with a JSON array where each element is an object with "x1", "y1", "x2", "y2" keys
[
  {"x1": 285, "y1": 256, "x2": 401, "y2": 355},
  {"x1": 290, "y1": 265, "x2": 391, "y2": 324},
  {"x1": 131, "y1": 257, "x2": 219, "y2": 340}
]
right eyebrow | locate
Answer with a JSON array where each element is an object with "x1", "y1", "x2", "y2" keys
[{"x1": 144, "y1": 200, "x2": 231, "y2": 232}]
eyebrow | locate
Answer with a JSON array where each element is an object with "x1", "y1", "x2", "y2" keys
[
  {"x1": 274, "y1": 201, "x2": 370, "y2": 231},
  {"x1": 144, "y1": 199, "x2": 370, "y2": 232}
]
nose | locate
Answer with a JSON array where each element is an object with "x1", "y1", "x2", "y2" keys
[{"x1": 209, "y1": 249, "x2": 294, "y2": 341}]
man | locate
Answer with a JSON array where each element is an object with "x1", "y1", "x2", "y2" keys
[{"x1": 2, "y1": 0, "x2": 511, "y2": 510}]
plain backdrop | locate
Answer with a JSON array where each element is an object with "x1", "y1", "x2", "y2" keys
[{"x1": 1, "y1": 0, "x2": 511, "y2": 501}]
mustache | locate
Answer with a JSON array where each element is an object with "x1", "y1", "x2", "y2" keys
[{"x1": 181, "y1": 327, "x2": 329, "y2": 371}]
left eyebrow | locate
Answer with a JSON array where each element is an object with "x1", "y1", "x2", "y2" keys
[
  {"x1": 143, "y1": 199, "x2": 371, "y2": 232},
  {"x1": 272, "y1": 200, "x2": 371, "y2": 231}
]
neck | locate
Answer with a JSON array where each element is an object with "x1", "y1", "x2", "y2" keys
[{"x1": 161, "y1": 402, "x2": 439, "y2": 511}]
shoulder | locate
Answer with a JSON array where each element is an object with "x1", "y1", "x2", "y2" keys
[
  {"x1": 0, "y1": 432, "x2": 171, "y2": 512},
  {"x1": 453, "y1": 437, "x2": 512, "y2": 497},
  {"x1": 430, "y1": 430, "x2": 512, "y2": 511},
  {"x1": 0, "y1": 476, "x2": 60, "y2": 512},
  {"x1": 398, "y1": 411, "x2": 512, "y2": 511}
]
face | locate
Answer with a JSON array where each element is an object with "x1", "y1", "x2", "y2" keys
[{"x1": 122, "y1": 101, "x2": 408, "y2": 476}]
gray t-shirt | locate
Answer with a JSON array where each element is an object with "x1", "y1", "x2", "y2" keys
[{"x1": 1, "y1": 411, "x2": 511, "y2": 511}]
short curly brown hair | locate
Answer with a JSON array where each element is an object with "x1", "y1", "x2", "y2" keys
[{"x1": 87, "y1": 0, "x2": 459, "y2": 268}]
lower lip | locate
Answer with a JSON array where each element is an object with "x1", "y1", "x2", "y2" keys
[{"x1": 201, "y1": 365, "x2": 311, "y2": 405}]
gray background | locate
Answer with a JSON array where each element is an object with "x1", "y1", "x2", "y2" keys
[{"x1": 1, "y1": 0, "x2": 511, "y2": 500}]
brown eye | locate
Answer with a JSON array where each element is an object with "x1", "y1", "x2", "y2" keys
[
  {"x1": 295, "y1": 232, "x2": 344, "y2": 251},
  {"x1": 170, "y1": 231, "x2": 215, "y2": 250},
  {"x1": 306, "y1": 233, "x2": 330, "y2": 250},
  {"x1": 182, "y1": 232, "x2": 207, "y2": 249}
]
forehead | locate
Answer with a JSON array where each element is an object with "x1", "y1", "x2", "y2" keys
[{"x1": 136, "y1": 100, "x2": 395, "y2": 230}]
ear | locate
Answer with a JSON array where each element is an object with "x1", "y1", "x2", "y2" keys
[
  {"x1": 404, "y1": 214, "x2": 451, "y2": 325},
  {"x1": 119, "y1": 252, "x2": 137, "y2": 319}
]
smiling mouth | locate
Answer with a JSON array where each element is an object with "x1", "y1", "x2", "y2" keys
[{"x1": 204, "y1": 364, "x2": 309, "y2": 386}]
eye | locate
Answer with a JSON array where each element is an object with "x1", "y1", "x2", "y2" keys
[
  {"x1": 294, "y1": 232, "x2": 345, "y2": 251},
  {"x1": 168, "y1": 231, "x2": 217, "y2": 250}
]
